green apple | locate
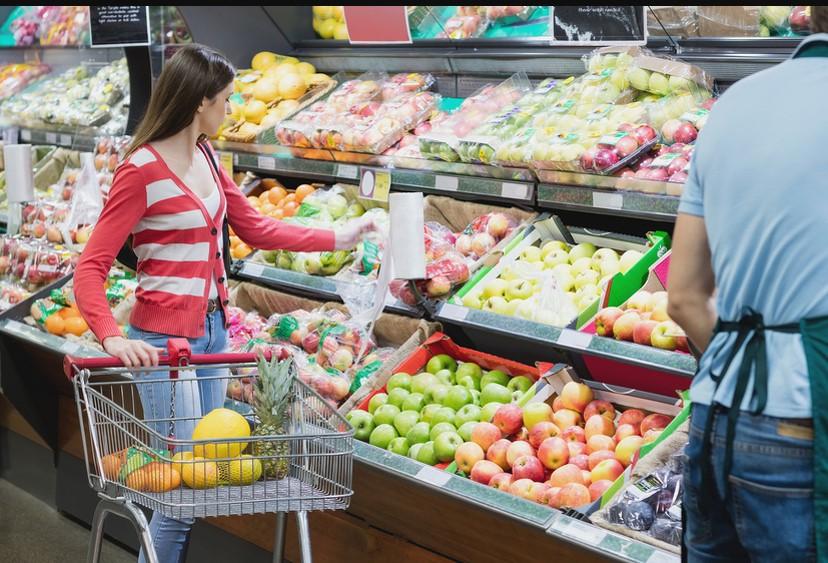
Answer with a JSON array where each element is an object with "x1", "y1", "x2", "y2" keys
[
  {"x1": 599, "y1": 259, "x2": 620, "y2": 278},
  {"x1": 373, "y1": 404, "x2": 401, "y2": 427},
  {"x1": 619, "y1": 250, "x2": 643, "y2": 274},
  {"x1": 499, "y1": 266, "x2": 518, "y2": 281},
  {"x1": 443, "y1": 385, "x2": 473, "y2": 411},
  {"x1": 424, "y1": 383, "x2": 450, "y2": 405},
  {"x1": 515, "y1": 300, "x2": 536, "y2": 321},
  {"x1": 592, "y1": 248, "x2": 619, "y2": 263},
  {"x1": 431, "y1": 407, "x2": 456, "y2": 427},
  {"x1": 668, "y1": 75, "x2": 692, "y2": 92},
  {"x1": 457, "y1": 375, "x2": 480, "y2": 392},
  {"x1": 507, "y1": 375, "x2": 534, "y2": 395},
  {"x1": 420, "y1": 404, "x2": 441, "y2": 425},
  {"x1": 454, "y1": 404, "x2": 482, "y2": 427},
  {"x1": 571, "y1": 257, "x2": 597, "y2": 276},
  {"x1": 574, "y1": 270, "x2": 600, "y2": 290},
  {"x1": 346, "y1": 409, "x2": 375, "y2": 441},
  {"x1": 401, "y1": 392, "x2": 426, "y2": 412},
  {"x1": 480, "y1": 402, "x2": 503, "y2": 422},
  {"x1": 408, "y1": 443, "x2": 424, "y2": 460},
  {"x1": 456, "y1": 362, "x2": 483, "y2": 382},
  {"x1": 483, "y1": 279, "x2": 509, "y2": 299},
  {"x1": 481, "y1": 383, "x2": 512, "y2": 405},
  {"x1": 627, "y1": 67, "x2": 651, "y2": 91},
  {"x1": 543, "y1": 249, "x2": 570, "y2": 269},
  {"x1": 386, "y1": 372, "x2": 412, "y2": 393},
  {"x1": 406, "y1": 421, "x2": 431, "y2": 445},
  {"x1": 368, "y1": 393, "x2": 388, "y2": 414},
  {"x1": 520, "y1": 246, "x2": 542, "y2": 263},
  {"x1": 648, "y1": 72, "x2": 669, "y2": 95},
  {"x1": 369, "y1": 424, "x2": 398, "y2": 449},
  {"x1": 387, "y1": 388, "x2": 411, "y2": 409},
  {"x1": 410, "y1": 372, "x2": 439, "y2": 395},
  {"x1": 430, "y1": 422, "x2": 457, "y2": 441},
  {"x1": 568, "y1": 242, "x2": 597, "y2": 263},
  {"x1": 427, "y1": 354, "x2": 457, "y2": 375},
  {"x1": 435, "y1": 369, "x2": 455, "y2": 386},
  {"x1": 393, "y1": 410, "x2": 420, "y2": 437},
  {"x1": 434, "y1": 431, "x2": 463, "y2": 463},
  {"x1": 481, "y1": 370, "x2": 510, "y2": 389},
  {"x1": 387, "y1": 437, "x2": 410, "y2": 456},
  {"x1": 416, "y1": 441, "x2": 438, "y2": 465},
  {"x1": 458, "y1": 421, "x2": 478, "y2": 442},
  {"x1": 470, "y1": 389, "x2": 481, "y2": 406},
  {"x1": 483, "y1": 296, "x2": 511, "y2": 315},
  {"x1": 461, "y1": 292, "x2": 484, "y2": 309},
  {"x1": 505, "y1": 279, "x2": 534, "y2": 301},
  {"x1": 541, "y1": 240, "x2": 570, "y2": 259}
]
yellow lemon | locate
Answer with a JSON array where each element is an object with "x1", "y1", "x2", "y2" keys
[
  {"x1": 318, "y1": 18, "x2": 336, "y2": 39},
  {"x1": 180, "y1": 457, "x2": 219, "y2": 489},
  {"x1": 251, "y1": 51, "x2": 278, "y2": 71},
  {"x1": 295, "y1": 62, "x2": 316, "y2": 76},
  {"x1": 228, "y1": 455, "x2": 263, "y2": 486}
]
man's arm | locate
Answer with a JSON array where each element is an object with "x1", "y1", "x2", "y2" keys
[{"x1": 668, "y1": 213, "x2": 717, "y2": 352}]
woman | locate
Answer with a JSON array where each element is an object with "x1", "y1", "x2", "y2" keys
[{"x1": 74, "y1": 44, "x2": 374, "y2": 563}]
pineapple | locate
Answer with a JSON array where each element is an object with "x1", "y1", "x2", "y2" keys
[{"x1": 251, "y1": 354, "x2": 294, "y2": 480}]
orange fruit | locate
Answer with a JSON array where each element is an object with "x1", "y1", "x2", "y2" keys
[
  {"x1": 232, "y1": 243, "x2": 252, "y2": 259},
  {"x1": 283, "y1": 193, "x2": 296, "y2": 204},
  {"x1": 247, "y1": 196, "x2": 261, "y2": 207},
  {"x1": 64, "y1": 317, "x2": 88, "y2": 336},
  {"x1": 58, "y1": 306, "x2": 81, "y2": 319},
  {"x1": 229, "y1": 235, "x2": 241, "y2": 248},
  {"x1": 267, "y1": 187, "x2": 287, "y2": 204},
  {"x1": 45, "y1": 314, "x2": 65, "y2": 335},
  {"x1": 295, "y1": 184, "x2": 315, "y2": 202},
  {"x1": 258, "y1": 192, "x2": 270, "y2": 204},
  {"x1": 260, "y1": 203, "x2": 277, "y2": 215},
  {"x1": 282, "y1": 201, "x2": 299, "y2": 217}
]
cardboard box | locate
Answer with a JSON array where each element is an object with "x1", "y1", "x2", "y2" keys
[
  {"x1": 697, "y1": 6, "x2": 760, "y2": 37},
  {"x1": 647, "y1": 6, "x2": 699, "y2": 38}
]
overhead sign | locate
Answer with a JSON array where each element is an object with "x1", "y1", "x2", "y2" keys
[
  {"x1": 343, "y1": 6, "x2": 412, "y2": 44},
  {"x1": 89, "y1": 6, "x2": 150, "y2": 48},
  {"x1": 549, "y1": 6, "x2": 646, "y2": 45}
]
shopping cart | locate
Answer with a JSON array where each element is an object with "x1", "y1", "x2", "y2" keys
[{"x1": 65, "y1": 339, "x2": 354, "y2": 563}]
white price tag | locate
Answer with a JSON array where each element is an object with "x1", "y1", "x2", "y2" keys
[
  {"x1": 434, "y1": 175, "x2": 458, "y2": 191},
  {"x1": 592, "y1": 192, "x2": 624, "y2": 210},
  {"x1": 557, "y1": 328, "x2": 593, "y2": 349},
  {"x1": 414, "y1": 465, "x2": 451, "y2": 488},
  {"x1": 647, "y1": 550, "x2": 680, "y2": 563},
  {"x1": 337, "y1": 164, "x2": 359, "y2": 180},
  {"x1": 59, "y1": 134, "x2": 72, "y2": 146},
  {"x1": 233, "y1": 153, "x2": 239, "y2": 165},
  {"x1": 45, "y1": 132, "x2": 58, "y2": 144},
  {"x1": 561, "y1": 519, "x2": 605, "y2": 544},
  {"x1": 440, "y1": 303, "x2": 469, "y2": 321},
  {"x1": 501, "y1": 182, "x2": 529, "y2": 200},
  {"x1": 244, "y1": 262, "x2": 265, "y2": 277},
  {"x1": 257, "y1": 156, "x2": 276, "y2": 171},
  {"x1": 20, "y1": 129, "x2": 31, "y2": 141}
]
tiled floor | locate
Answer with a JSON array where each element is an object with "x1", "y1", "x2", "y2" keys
[{"x1": 0, "y1": 478, "x2": 136, "y2": 563}]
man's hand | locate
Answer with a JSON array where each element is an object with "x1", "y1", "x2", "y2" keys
[
  {"x1": 334, "y1": 216, "x2": 379, "y2": 250},
  {"x1": 102, "y1": 336, "x2": 161, "y2": 368}
]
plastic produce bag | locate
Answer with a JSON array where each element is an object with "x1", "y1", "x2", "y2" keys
[{"x1": 62, "y1": 154, "x2": 103, "y2": 248}]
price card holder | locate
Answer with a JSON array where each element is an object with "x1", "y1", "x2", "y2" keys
[
  {"x1": 434, "y1": 175, "x2": 458, "y2": 192},
  {"x1": 414, "y1": 465, "x2": 451, "y2": 488},
  {"x1": 45, "y1": 132, "x2": 57, "y2": 145},
  {"x1": 336, "y1": 164, "x2": 359, "y2": 181},
  {"x1": 501, "y1": 182, "x2": 529, "y2": 200},
  {"x1": 20, "y1": 129, "x2": 31, "y2": 142},
  {"x1": 59, "y1": 134, "x2": 72, "y2": 147},
  {"x1": 243, "y1": 262, "x2": 265, "y2": 278},
  {"x1": 218, "y1": 151, "x2": 233, "y2": 177},
  {"x1": 440, "y1": 303, "x2": 469, "y2": 322},
  {"x1": 557, "y1": 328, "x2": 593, "y2": 349},
  {"x1": 257, "y1": 156, "x2": 276, "y2": 171},
  {"x1": 593, "y1": 192, "x2": 624, "y2": 210},
  {"x1": 359, "y1": 168, "x2": 391, "y2": 203}
]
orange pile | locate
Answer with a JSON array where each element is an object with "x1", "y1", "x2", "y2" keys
[{"x1": 44, "y1": 306, "x2": 89, "y2": 336}]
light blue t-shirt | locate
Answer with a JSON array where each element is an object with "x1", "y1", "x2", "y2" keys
[{"x1": 678, "y1": 34, "x2": 828, "y2": 418}]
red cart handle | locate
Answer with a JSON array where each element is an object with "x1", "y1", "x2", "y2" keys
[{"x1": 64, "y1": 337, "x2": 289, "y2": 380}]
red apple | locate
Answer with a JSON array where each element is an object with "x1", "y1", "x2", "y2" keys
[
  {"x1": 559, "y1": 483, "x2": 591, "y2": 508},
  {"x1": 616, "y1": 436, "x2": 645, "y2": 467},
  {"x1": 633, "y1": 320, "x2": 659, "y2": 346},
  {"x1": 640, "y1": 413, "x2": 672, "y2": 435},
  {"x1": 618, "y1": 409, "x2": 646, "y2": 429},
  {"x1": 529, "y1": 421, "x2": 562, "y2": 449},
  {"x1": 537, "y1": 437, "x2": 570, "y2": 471},
  {"x1": 633, "y1": 125, "x2": 657, "y2": 145},
  {"x1": 587, "y1": 435, "x2": 616, "y2": 454},
  {"x1": 667, "y1": 156, "x2": 689, "y2": 176},
  {"x1": 486, "y1": 439, "x2": 512, "y2": 471},
  {"x1": 614, "y1": 423, "x2": 640, "y2": 443},
  {"x1": 595, "y1": 307, "x2": 624, "y2": 337},
  {"x1": 585, "y1": 414, "x2": 616, "y2": 442},
  {"x1": 471, "y1": 422, "x2": 502, "y2": 453},
  {"x1": 543, "y1": 486, "x2": 563, "y2": 508},
  {"x1": 674, "y1": 123, "x2": 698, "y2": 144},
  {"x1": 669, "y1": 171, "x2": 689, "y2": 184},
  {"x1": 562, "y1": 426, "x2": 587, "y2": 444},
  {"x1": 549, "y1": 464, "x2": 585, "y2": 488},
  {"x1": 593, "y1": 148, "x2": 619, "y2": 171},
  {"x1": 643, "y1": 429, "x2": 664, "y2": 445},
  {"x1": 615, "y1": 135, "x2": 639, "y2": 158},
  {"x1": 471, "y1": 460, "x2": 504, "y2": 485},
  {"x1": 486, "y1": 213, "x2": 511, "y2": 239},
  {"x1": 506, "y1": 441, "x2": 536, "y2": 468},
  {"x1": 590, "y1": 480, "x2": 614, "y2": 502},
  {"x1": 509, "y1": 478, "x2": 535, "y2": 500},
  {"x1": 613, "y1": 311, "x2": 641, "y2": 341},
  {"x1": 567, "y1": 441, "x2": 587, "y2": 458},
  {"x1": 588, "y1": 450, "x2": 618, "y2": 470},
  {"x1": 512, "y1": 455, "x2": 546, "y2": 482},
  {"x1": 591, "y1": 458, "x2": 625, "y2": 483},
  {"x1": 455, "y1": 442, "x2": 485, "y2": 474},
  {"x1": 660, "y1": 119, "x2": 683, "y2": 143},
  {"x1": 560, "y1": 382, "x2": 593, "y2": 413},
  {"x1": 583, "y1": 400, "x2": 616, "y2": 422},
  {"x1": 552, "y1": 397, "x2": 565, "y2": 412},
  {"x1": 582, "y1": 470, "x2": 593, "y2": 487},
  {"x1": 570, "y1": 454, "x2": 590, "y2": 471},
  {"x1": 493, "y1": 404, "x2": 524, "y2": 436},
  {"x1": 701, "y1": 98, "x2": 716, "y2": 111},
  {"x1": 580, "y1": 146, "x2": 599, "y2": 170},
  {"x1": 514, "y1": 427, "x2": 530, "y2": 442},
  {"x1": 619, "y1": 168, "x2": 636, "y2": 178},
  {"x1": 553, "y1": 410, "x2": 583, "y2": 430},
  {"x1": 489, "y1": 472, "x2": 514, "y2": 492},
  {"x1": 529, "y1": 482, "x2": 551, "y2": 504}
]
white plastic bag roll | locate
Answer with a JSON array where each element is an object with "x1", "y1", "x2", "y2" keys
[
  {"x1": 4, "y1": 144, "x2": 33, "y2": 203},
  {"x1": 389, "y1": 191, "x2": 426, "y2": 280}
]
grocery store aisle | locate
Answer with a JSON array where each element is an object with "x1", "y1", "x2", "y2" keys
[{"x1": 0, "y1": 478, "x2": 135, "y2": 563}]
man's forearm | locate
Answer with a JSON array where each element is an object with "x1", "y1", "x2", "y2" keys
[{"x1": 669, "y1": 296, "x2": 717, "y2": 353}]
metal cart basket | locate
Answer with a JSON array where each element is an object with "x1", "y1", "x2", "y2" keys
[{"x1": 65, "y1": 340, "x2": 354, "y2": 563}]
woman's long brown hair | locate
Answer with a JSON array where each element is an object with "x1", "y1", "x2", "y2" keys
[{"x1": 126, "y1": 44, "x2": 236, "y2": 157}]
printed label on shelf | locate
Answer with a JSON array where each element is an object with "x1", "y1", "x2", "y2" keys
[
  {"x1": 501, "y1": 182, "x2": 529, "y2": 200},
  {"x1": 60, "y1": 134, "x2": 72, "y2": 146},
  {"x1": 219, "y1": 152, "x2": 233, "y2": 177},
  {"x1": 243, "y1": 262, "x2": 265, "y2": 277},
  {"x1": 337, "y1": 164, "x2": 359, "y2": 180},
  {"x1": 557, "y1": 328, "x2": 593, "y2": 349},
  {"x1": 45, "y1": 132, "x2": 58, "y2": 144},
  {"x1": 434, "y1": 175, "x2": 458, "y2": 192},
  {"x1": 560, "y1": 519, "x2": 605, "y2": 544},
  {"x1": 414, "y1": 465, "x2": 451, "y2": 488},
  {"x1": 257, "y1": 156, "x2": 276, "y2": 171},
  {"x1": 359, "y1": 168, "x2": 390, "y2": 202},
  {"x1": 440, "y1": 303, "x2": 469, "y2": 322},
  {"x1": 20, "y1": 129, "x2": 31, "y2": 142},
  {"x1": 647, "y1": 550, "x2": 680, "y2": 563},
  {"x1": 592, "y1": 192, "x2": 624, "y2": 210}
]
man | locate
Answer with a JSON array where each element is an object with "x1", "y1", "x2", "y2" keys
[{"x1": 668, "y1": 7, "x2": 827, "y2": 562}]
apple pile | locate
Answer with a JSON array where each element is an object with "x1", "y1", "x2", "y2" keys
[
  {"x1": 461, "y1": 382, "x2": 673, "y2": 509},
  {"x1": 595, "y1": 290, "x2": 689, "y2": 353},
  {"x1": 0, "y1": 235, "x2": 75, "y2": 294},
  {"x1": 580, "y1": 123, "x2": 657, "y2": 173},
  {"x1": 454, "y1": 212, "x2": 518, "y2": 260},
  {"x1": 346, "y1": 353, "x2": 538, "y2": 459},
  {"x1": 461, "y1": 241, "x2": 643, "y2": 323},
  {"x1": 628, "y1": 142, "x2": 694, "y2": 185}
]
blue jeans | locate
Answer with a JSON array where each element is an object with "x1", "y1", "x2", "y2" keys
[
  {"x1": 129, "y1": 311, "x2": 228, "y2": 563},
  {"x1": 684, "y1": 403, "x2": 816, "y2": 562}
]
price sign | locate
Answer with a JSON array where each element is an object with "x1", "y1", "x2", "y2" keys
[
  {"x1": 359, "y1": 168, "x2": 391, "y2": 202},
  {"x1": 344, "y1": 6, "x2": 412, "y2": 44},
  {"x1": 593, "y1": 192, "x2": 624, "y2": 210},
  {"x1": 218, "y1": 152, "x2": 233, "y2": 177},
  {"x1": 549, "y1": 6, "x2": 646, "y2": 45},
  {"x1": 89, "y1": 6, "x2": 150, "y2": 47},
  {"x1": 45, "y1": 132, "x2": 57, "y2": 145},
  {"x1": 257, "y1": 156, "x2": 276, "y2": 171},
  {"x1": 336, "y1": 164, "x2": 359, "y2": 180},
  {"x1": 440, "y1": 303, "x2": 469, "y2": 322},
  {"x1": 434, "y1": 175, "x2": 458, "y2": 192},
  {"x1": 20, "y1": 129, "x2": 31, "y2": 142},
  {"x1": 501, "y1": 182, "x2": 529, "y2": 201},
  {"x1": 414, "y1": 465, "x2": 451, "y2": 488},
  {"x1": 243, "y1": 262, "x2": 265, "y2": 277},
  {"x1": 557, "y1": 328, "x2": 593, "y2": 349},
  {"x1": 60, "y1": 134, "x2": 73, "y2": 147}
]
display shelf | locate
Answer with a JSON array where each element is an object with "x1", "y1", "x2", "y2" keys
[
  {"x1": 436, "y1": 303, "x2": 696, "y2": 378},
  {"x1": 17, "y1": 127, "x2": 99, "y2": 152},
  {"x1": 0, "y1": 318, "x2": 104, "y2": 358},
  {"x1": 232, "y1": 259, "x2": 421, "y2": 317},
  {"x1": 537, "y1": 184, "x2": 681, "y2": 222},
  {"x1": 213, "y1": 140, "x2": 341, "y2": 181}
]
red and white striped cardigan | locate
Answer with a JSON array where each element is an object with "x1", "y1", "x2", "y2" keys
[{"x1": 74, "y1": 143, "x2": 335, "y2": 342}]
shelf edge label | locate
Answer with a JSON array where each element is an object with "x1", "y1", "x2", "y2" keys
[
  {"x1": 593, "y1": 192, "x2": 624, "y2": 210},
  {"x1": 359, "y1": 168, "x2": 391, "y2": 202},
  {"x1": 59, "y1": 134, "x2": 73, "y2": 147},
  {"x1": 557, "y1": 328, "x2": 593, "y2": 349},
  {"x1": 45, "y1": 132, "x2": 57, "y2": 144},
  {"x1": 440, "y1": 303, "x2": 469, "y2": 322},
  {"x1": 502, "y1": 182, "x2": 530, "y2": 200},
  {"x1": 337, "y1": 164, "x2": 359, "y2": 180},
  {"x1": 414, "y1": 465, "x2": 451, "y2": 488},
  {"x1": 243, "y1": 262, "x2": 265, "y2": 277},
  {"x1": 257, "y1": 156, "x2": 276, "y2": 171},
  {"x1": 20, "y1": 129, "x2": 31, "y2": 142},
  {"x1": 434, "y1": 175, "x2": 459, "y2": 192}
]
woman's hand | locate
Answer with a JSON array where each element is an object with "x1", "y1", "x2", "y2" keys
[
  {"x1": 334, "y1": 216, "x2": 379, "y2": 250},
  {"x1": 103, "y1": 336, "x2": 161, "y2": 368}
]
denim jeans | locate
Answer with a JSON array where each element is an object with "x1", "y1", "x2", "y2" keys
[
  {"x1": 129, "y1": 311, "x2": 228, "y2": 563},
  {"x1": 684, "y1": 403, "x2": 816, "y2": 562}
]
